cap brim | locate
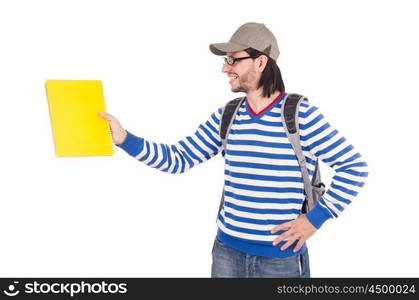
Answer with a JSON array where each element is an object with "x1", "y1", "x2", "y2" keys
[{"x1": 209, "y1": 42, "x2": 248, "y2": 56}]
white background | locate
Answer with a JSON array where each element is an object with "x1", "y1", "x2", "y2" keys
[{"x1": 1, "y1": 0, "x2": 418, "y2": 277}]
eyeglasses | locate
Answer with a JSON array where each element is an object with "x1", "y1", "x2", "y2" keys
[{"x1": 222, "y1": 56, "x2": 255, "y2": 65}]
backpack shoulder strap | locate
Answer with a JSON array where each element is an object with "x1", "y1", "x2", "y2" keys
[
  {"x1": 219, "y1": 96, "x2": 246, "y2": 150},
  {"x1": 281, "y1": 93, "x2": 318, "y2": 211},
  {"x1": 282, "y1": 93, "x2": 306, "y2": 134},
  {"x1": 216, "y1": 96, "x2": 245, "y2": 220}
]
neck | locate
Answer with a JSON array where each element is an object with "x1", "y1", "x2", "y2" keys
[{"x1": 246, "y1": 89, "x2": 281, "y2": 114}]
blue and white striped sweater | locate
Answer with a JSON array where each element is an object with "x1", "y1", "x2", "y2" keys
[{"x1": 118, "y1": 93, "x2": 368, "y2": 258}]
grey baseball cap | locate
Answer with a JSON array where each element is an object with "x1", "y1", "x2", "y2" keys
[{"x1": 209, "y1": 22, "x2": 279, "y2": 61}]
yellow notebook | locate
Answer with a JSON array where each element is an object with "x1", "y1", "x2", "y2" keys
[{"x1": 45, "y1": 80, "x2": 114, "y2": 157}]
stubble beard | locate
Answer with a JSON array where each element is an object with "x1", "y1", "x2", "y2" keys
[
  {"x1": 231, "y1": 83, "x2": 246, "y2": 93},
  {"x1": 231, "y1": 73, "x2": 250, "y2": 93}
]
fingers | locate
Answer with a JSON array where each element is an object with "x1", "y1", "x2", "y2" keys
[
  {"x1": 271, "y1": 221, "x2": 291, "y2": 234},
  {"x1": 271, "y1": 220, "x2": 293, "y2": 246},
  {"x1": 280, "y1": 235, "x2": 306, "y2": 252},
  {"x1": 293, "y1": 239, "x2": 306, "y2": 253},
  {"x1": 273, "y1": 229, "x2": 302, "y2": 251},
  {"x1": 273, "y1": 230, "x2": 305, "y2": 252},
  {"x1": 280, "y1": 235, "x2": 300, "y2": 251},
  {"x1": 98, "y1": 112, "x2": 122, "y2": 129},
  {"x1": 272, "y1": 229, "x2": 294, "y2": 246},
  {"x1": 98, "y1": 112, "x2": 113, "y2": 121},
  {"x1": 97, "y1": 112, "x2": 126, "y2": 144},
  {"x1": 271, "y1": 215, "x2": 317, "y2": 252}
]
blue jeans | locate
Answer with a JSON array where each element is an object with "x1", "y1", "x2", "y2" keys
[{"x1": 211, "y1": 237, "x2": 310, "y2": 278}]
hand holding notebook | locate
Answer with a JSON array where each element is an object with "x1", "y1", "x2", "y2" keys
[{"x1": 98, "y1": 112, "x2": 127, "y2": 145}]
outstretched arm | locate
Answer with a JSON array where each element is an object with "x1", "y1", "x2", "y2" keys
[{"x1": 99, "y1": 108, "x2": 224, "y2": 174}]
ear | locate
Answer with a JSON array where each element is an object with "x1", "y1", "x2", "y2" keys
[{"x1": 256, "y1": 55, "x2": 268, "y2": 73}]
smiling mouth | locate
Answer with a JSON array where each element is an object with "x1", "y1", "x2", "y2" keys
[{"x1": 228, "y1": 74, "x2": 239, "y2": 83}]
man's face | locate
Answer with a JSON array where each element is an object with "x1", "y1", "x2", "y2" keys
[{"x1": 222, "y1": 51, "x2": 260, "y2": 93}]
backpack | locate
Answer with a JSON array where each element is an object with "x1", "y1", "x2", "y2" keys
[{"x1": 217, "y1": 93, "x2": 325, "y2": 219}]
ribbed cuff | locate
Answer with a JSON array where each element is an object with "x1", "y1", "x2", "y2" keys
[
  {"x1": 305, "y1": 199, "x2": 333, "y2": 229},
  {"x1": 116, "y1": 131, "x2": 145, "y2": 157}
]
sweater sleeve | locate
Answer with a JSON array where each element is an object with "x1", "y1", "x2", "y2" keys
[
  {"x1": 116, "y1": 107, "x2": 223, "y2": 174},
  {"x1": 298, "y1": 101, "x2": 369, "y2": 229}
]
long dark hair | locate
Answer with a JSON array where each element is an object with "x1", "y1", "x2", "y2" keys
[{"x1": 245, "y1": 48, "x2": 285, "y2": 97}]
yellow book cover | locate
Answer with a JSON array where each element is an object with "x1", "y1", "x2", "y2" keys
[{"x1": 45, "y1": 80, "x2": 114, "y2": 157}]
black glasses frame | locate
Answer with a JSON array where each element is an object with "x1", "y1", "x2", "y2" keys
[{"x1": 222, "y1": 56, "x2": 256, "y2": 65}]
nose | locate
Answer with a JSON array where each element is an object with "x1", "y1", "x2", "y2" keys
[{"x1": 222, "y1": 63, "x2": 231, "y2": 73}]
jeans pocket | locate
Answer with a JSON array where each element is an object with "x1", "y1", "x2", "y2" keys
[
  {"x1": 212, "y1": 236, "x2": 225, "y2": 255},
  {"x1": 258, "y1": 255, "x2": 301, "y2": 278},
  {"x1": 299, "y1": 248, "x2": 311, "y2": 278}
]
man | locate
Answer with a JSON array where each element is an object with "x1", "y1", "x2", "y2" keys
[{"x1": 99, "y1": 22, "x2": 368, "y2": 277}]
